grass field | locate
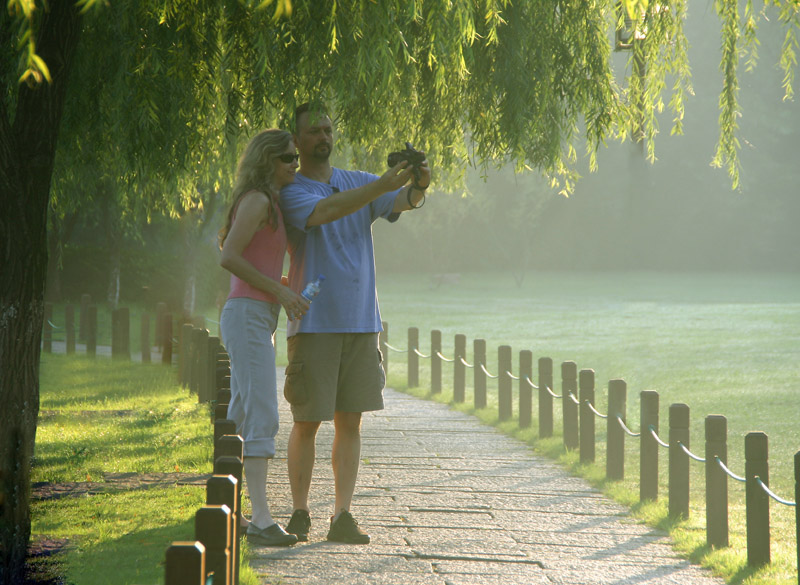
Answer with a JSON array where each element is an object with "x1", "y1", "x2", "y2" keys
[
  {"x1": 372, "y1": 270, "x2": 800, "y2": 585},
  {"x1": 35, "y1": 270, "x2": 799, "y2": 584},
  {"x1": 32, "y1": 355, "x2": 261, "y2": 585}
]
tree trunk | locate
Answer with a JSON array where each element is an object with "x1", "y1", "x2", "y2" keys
[{"x1": 0, "y1": 4, "x2": 81, "y2": 583}]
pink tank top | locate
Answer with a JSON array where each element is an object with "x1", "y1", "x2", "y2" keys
[{"x1": 227, "y1": 196, "x2": 287, "y2": 304}]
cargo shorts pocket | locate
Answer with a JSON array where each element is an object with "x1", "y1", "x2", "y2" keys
[{"x1": 283, "y1": 362, "x2": 307, "y2": 405}]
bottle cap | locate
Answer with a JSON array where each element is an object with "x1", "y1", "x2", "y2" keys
[{"x1": 317, "y1": 274, "x2": 325, "y2": 282}]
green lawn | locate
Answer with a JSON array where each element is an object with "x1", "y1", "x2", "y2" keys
[
  {"x1": 375, "y1": 270, "x2": 800, "y2": 585},
  {"x1": 32, "y1": 355, "x2": 261, "y2": 585}
]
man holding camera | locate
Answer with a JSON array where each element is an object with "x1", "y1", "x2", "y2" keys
[{"x1": 279, "y1": 103, "x2": 431, "y2": 544}]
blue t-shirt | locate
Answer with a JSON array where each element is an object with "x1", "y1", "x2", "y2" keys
[{"x1": 279, "y1": 168, "x2": 401, "y2": 336}]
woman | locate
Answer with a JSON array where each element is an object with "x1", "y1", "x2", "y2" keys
[{"x1": 218, "y1": 129, "x2": 310, "y2": 547}]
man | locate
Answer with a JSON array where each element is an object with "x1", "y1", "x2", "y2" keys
[{"x1": 280, "y1": 103, "x2": 430, "y2": 544}]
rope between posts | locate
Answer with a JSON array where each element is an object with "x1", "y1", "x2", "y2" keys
[
  {"x1": 567, "y1": 392, "x2": 580, "y2": 405},
  {"x1": 413, "y1": 348, "x2": 431, "y2": 359},
  {"x1": 715, "y1": 456, "x2": 747, "y2": 483},
  {"x1": 649, "y1": 425, "x2": 670, "y2": 448},
  {"x1": 544, "y1": 386, "x2": 562, "y2": 399},
  {"x1": 480, "y1": 363, "x2": 499, "y2": 379},
  {"x1": 47, "y1": 320, "x2": 63, "y2": 329},
  {"x1": 585, "y1": 400, "x2": 608, "y2": 419},
  {"x1": 385, "y1": 342, "x2": 406, "y2": 353},
  {"x1": 436, "y1": 351, "x2": 455, "y2": 363},
  {"x1": 460, "y1": 357, "x2": 474, "y2": 368},
  {"x1": 755, "y1": 476, "x2": 796, "y2": 506},
  {"x1": 616, "y1": 415, "x2": 641, "y2": 437},
  {"x1": 506, "y1": 370, "x2": 519, "y2": 380},
  {"x1": 678, "y1": 441, "x2": 706, "y2": 463},
  {"x1": 524, "y1": 376, "x2": 539, "y2": 389}
]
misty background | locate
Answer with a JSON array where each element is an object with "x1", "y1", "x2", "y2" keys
[{"x1": 48, "y1": 5, "x2": 799, "y2": 311}]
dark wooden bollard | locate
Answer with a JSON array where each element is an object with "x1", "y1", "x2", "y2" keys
[
  {"x1": 408, "y1": 327, "x2": 419, "y2": 388},
  {"x1": 155, "y1": 301, "x2": 167, "y2": 349},
  {"x1": 207, "y1": 475, "x2": 239, "y2": 585},
  {"x1": 141, "y1": 313, "x2": 151, "y2": 363},
  {"x1": 65, "y1": 304, "x2": 75, "y2": 354},
  {"x1": 43, "y1": 302, "x2": 53, "y2": 353},
  {"x1": 204, "y1": 336, "x2": 222, "y2": 403},
  {"x1": 795, "y1": 451, "x2": 799, "y2": 585},
  {"x1": 180, "y1": 323, "x2": 193, "y2": 387},
  {"x1": 214, "y1": 419, "x2": 237, "y2": 465},
  {"x1": 214, "y1": 455, "x2": 243, "y2": 585},
  {"x1": 380, "y1": 321, "x2": 389, "y2": 377},
  {"x1": 431, "y1": 329, "x2": 442, "y2": 394},
  {"x1": 165, "y1": 541, "x2": 206, "y2": 585},
  {"x1": 606, "y1": 379, "x2": 627, "y2": 480},
  {"x1": 194, "y1": 328, "x2": 209, "y2": 398},
  {"x1": 745, "y1": 431, "x2": 770, "y2": 567},
  {"x1": 640, "y1": 390, "x2": 660, "y2": 502},
  {"x1": 86, "y1": 305, "x2": 97, "y2": 358},
  {"x1": 578, "y1": 369, "x2": 595, "y2": 463},
  {"x1": 669, "y1": 403, "x2": 690, "y2": 519},
  {"x1": 162, "y1": 313, "x2": 173, "y2": 365},
  {"x1": 79, "y1": 293, "x2": 91, "y2": 342},
  {"x1": 562, "y1": 361, "x2": 578, "y2": 451},
  {"x1": 111, "y1": 307, "x2": 130, "y2": 360},
  {"x1": 473, "y1": 339, "x2": 487, "y2": 409},
  {"x1": 538, "y1": 357, "x2": 554, "y2": 438},
  {"x1": 705, "y1": 415, "x2": 729, "y2": 548},
  {"x1": 453, "y1": 334, "x2": 466, "y2": 403},
  {"x1": 195, "y1": 505, "x2": 231, "y2": 585},
  {"x1": 498, "y1": 345, "x2": 512, "y2": 422},
  {"x1": 518, "y1": 350, "x2": 533, "y2": 429}
]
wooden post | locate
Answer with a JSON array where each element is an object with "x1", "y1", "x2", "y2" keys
[
  {"x1": 669, "y1": 403, "x2": 690, "y2": 519},
  {"x1": 195, "y1": 329, "x2": 209, "y2": 398},
  {"x1": 43, "y1": 302, "x2": 53, "y2": 353},
  {"x1": 562, "y1": 361, "x2": 578, "y2": 451},
  {"x1": 155, "y1": 301, "x2": 167, "y2": 349},
  {"x1": 79, "y1": 293, "x2": 91, "y2": 342},
  {"x1": 453, "y1": 334, "x2": 466, "y2": 403},
  {"x1": 518, "y1": 350, "x2": 533, "y2": 429},
  {"x1": 214, "y1": 455, "x2": 243, "y2": 585},
  {"x1": 207, "y1": 475, "x2": 239, "y2": 585},
  {"x1": 538, "y1": 357, "x2": 553, "y2": 438},
  {"x1": 141, "y1": 313, "x2": 151, "y2": 363},
  {"x1": 65, "y1": 304, "x2": 75, "y2": 354},
  {"x1": 498, "y1": 345, "x2": 512, "y2": 421},
  {"x1": 579, "y1": 369, "x2": 595, "y2": 464},
  {"x1": 473, "y1": 339, "x2": 487, "y2": 409},
  {"x1": 164, "y1": 541, "x2": 206, "y2": 585},
  {"x1": 795, "y1": 451, "x2": 799, "y2": 585},
  {"x1": 112, "y1": 307, "x2": 130, "y2": 360},
  {"x1": 640, "y1": 390, "x2": 660, "y2": 501},
  {"x1": 213, "y1": 419, "x2": 237, "y2": 466},
  {"x1": 180, "y1": 323, "x2": 193, "y2": 387},
  {"x1": 745, "y1": 431, "x2": 770, "y2": 567},
  {"x1": 606, "y1": 379, "x2": 627, "y2": 480},
  {"x1": 408, "y1": 327, "x2": 419, "y2": 388},
  {"x1": 205, "y1": 336, "x2": 222, "y2": 403},
  {"x1": 380, "y1": 321, "x2": 389, "y2": 377},
  {"x1": 431, "y1": 329, "x2": 442, "y2": 394},
  {"x1": 705, "y1": 415, "x2": 729, "y2": 548},
  {"x1": 195, "y1": 505, "x2": 231, "y2": 585},
  {"x1": 86, "y1": 305, "x2": 97, "y2": 358},
  {"x1": 162, "y1": 313, "x2": 173, "y2": 365}
]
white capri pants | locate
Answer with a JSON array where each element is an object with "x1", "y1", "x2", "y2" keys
[{"x1": 220, "y1": 297, "x2": 281, "y2": 458}]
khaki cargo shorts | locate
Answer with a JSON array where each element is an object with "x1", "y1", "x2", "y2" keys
[{"x1": 283, "y1": 333, "x2": 385, "y2": 421}]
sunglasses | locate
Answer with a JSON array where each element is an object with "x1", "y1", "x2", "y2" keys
[{"x1": 275, "y1": 153, "x2": 300, "y2": 163}]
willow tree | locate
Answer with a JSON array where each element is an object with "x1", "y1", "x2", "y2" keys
[{"x1": 2, "y1": 0, "x2": 797, "y2": 581}]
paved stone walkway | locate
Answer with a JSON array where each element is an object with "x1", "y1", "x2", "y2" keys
[{"x1": 251, "y1": 387, "x2": 724, "y2": 585}]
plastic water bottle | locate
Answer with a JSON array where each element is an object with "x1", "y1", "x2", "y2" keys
[{"x1": 301, "y1": 274, "x2": 325, "y2": 301}]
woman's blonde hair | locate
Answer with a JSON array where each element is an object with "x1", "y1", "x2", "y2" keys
[{"x1": 218, "y1": 129, "x2": 293, "y2": 248}]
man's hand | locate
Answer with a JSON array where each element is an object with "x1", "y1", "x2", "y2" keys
[{"x1": 377, "y1": 160, "x2": 414, "y2": 192}]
